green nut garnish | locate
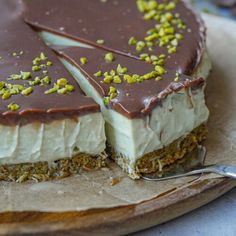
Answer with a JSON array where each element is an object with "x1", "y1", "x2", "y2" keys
[
  {"x1": 20, "y1": 71, "x2": 31, "y2": 80},
  {"x1": 128, "y1": 37, "x2": 137, "y2": 46},
  {"x1": 57, "y1": 88, "x2": 68, "y2": 94},
  {"x1": 8, "y1": 102, "x2": 20, "y2": 111},
  {"x1": 21, "y1": 87, "x2": 33, "y2": 96},
  {"x1": 96, "y1": 39, "x2": 105, "y2": 44},
  {"x1": 155, "y1": 65, "x2": 166, "y2": 75},
  {"x1": 110, "y1": 69, "x2": 116, "y2": 76},
  {"x1": 45, "y1": 84, "x2": 59, "y2": 94},
  {"x1": 40, "y1": 52, "x2": 47, "y2": 60},
  {"x1": 94, "y1": 71, "x2": 102, "y2": 77},
  {"x1": 117, "y1": 64, "x2": 127, "y2": 74},
  {"x1": 32, "y1": 65, "x2": 40, "y2": 72},
  {"x1": 46, "y1": 61, "x2": 53, "y2": 66},
  {"x1": 57, "y1": 78, "x2": 68, "y2": 86},
  {"x1": 2, "y1": 91, "x2": 11, "y2": 100},
  {"x1": 42, "y1": 76, "x2": 51, "y2": 85},
  {"x1": 65, "y1": 84, "x2": 75, "y2": 92},
  {"x1": 80, "y1": 57, "x2": 88, "y2": 65},
  {"x1": 105, "y1": 52, "x2": 114, "y2": 62},
  {"x1": 136, "y1": 41, "x2": 146, "y2": 51},
  {"x1": 113, "y1": 75, "x2": 122, "y2": 84},
  {"x1": 103, "y1": 96, "x2": 110, "y2": 106},
  {"x1": 103, "y1": 76, "x2": 113, "y2": 84},
  {"x1": 33, "y1": 57, "x2": 41, "y2": 65}
]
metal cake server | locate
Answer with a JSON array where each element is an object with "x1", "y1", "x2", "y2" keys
[{"x1": 142, "y1": 146, "x2": 236, "y2": 181}]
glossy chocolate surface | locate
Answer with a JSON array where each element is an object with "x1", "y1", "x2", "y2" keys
[
  {"x1": 23, "y1": 0, "x2": 205, "y2": 75},
  {"x1": 0, "y1": 0, "x2": 99, "y2": 125},
  {"x1": 55, "y1": 46, "x2": 204, "y2": 119}
]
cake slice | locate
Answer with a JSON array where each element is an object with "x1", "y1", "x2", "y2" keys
[
  {"x1": 52, "y1": 46, "x2": 209, "y2": 178},
  {"x1": 0, "y1": 0, "x2": 106, "y2": 182}
]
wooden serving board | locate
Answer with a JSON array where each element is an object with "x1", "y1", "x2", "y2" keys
[{"x1": 0, "y1": 178, "x2": 235, "y2": 235}]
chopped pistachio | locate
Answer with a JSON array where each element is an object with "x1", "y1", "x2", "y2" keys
[
  {"x1": 40, "y1": 52, "x2": 47, "y2": 60},
  {"x1": 32, "y1": 65, "x2": 40, "y2": 72},
  {"x1": 165, "y1": 2, "x2": 176, "y2": 11},
  {"x1": 175, "y1": 33, "x2": 183, "y2": 40},
  {"x1": 104, "y1": 72, "x2": 109, "y2": 77},
  {"x1": 136, "y1": 0, "x2": 147, "y2": 13},
  {"x1": 155, "y1": 65, "x2": 166, "y2": 75},
  {"x1": 42, "y1": 76, "x2": 51, "y2": 85},
  {"x1": 103, "y1": 76, "x2": 113, "y2": 84},
  {"x1": 8, "y1": 102, "x2": 20, "y2": 111},
  {"x1": 96, "y1": 39, "x2": 105, "y2": 44},
  {"x1": 103, "y1": 96, "x2": 110, "y2": 106},
  {"x1": 145, "y1": 33, "x2": 159, "y2": 42},
  {"x1": 109, "y1": 92, "x2": 117, "y2": 100},
  {"x1": 136, "y1": 41, "x2": 146, "y2": 51},
  {"x1": 117, "y1": 64, "x2": 127, "y2": 74},
  {"x1": 80, "y1": 57, "x2": 88, "y2": 65},
  {"x1": 65, "y1": 84, "x2": 75, "y2": 92},
  {"x1": 29, "y1": 77, "x2": 41, "y2": 86},
  {"x1": 140, "y1": 53, "x2": 149, "y2": 60},
  {"x1": 21, "y1": 87, "x2": 33, "y2": 96},
  {"x1": 108, "y1": 86, "x2": 117, "y2": 94},
  {"x1": 156, "y1": 59, "x2": 165, "y2": 66},
  {"x1": 46, "y1": 61, "x2": 53, "y2": 66},
  {"x1": 12, "y1": 52, "x2": 17, "y2": 57},
  {"x1": 159, "y1": 54, "x2": 166, "y2": 59},
  {"x1": 58, "y1": 88, "x2": 67, "y2": 94},
  {"x1": 94, "y1": 71, "x2": 102, "y2": 77},
  {"x1": 105, "y1": 52, "x2": 114, "y2": 62},
  {"x1": 150, "y1": 55, "x2": 158, "y2": 61},
  {"x1": 124, "y1": 74, "x2": 136, "y2": 84},
  {"x1": 57, "y1": 78, "x2": 68, "y2": 86},
  {"x1": 33, "y1": 57, "x2": 41, "y2": 65},
  {"x1": 0, "y1": 81, "x2": 5, "y2": 89},
  {"x1": 45, "y1": 84, "x2": 59, "y2": 94},
  {"x1": 113, "y1": 75, "x2": 122, "y2": 84},
  {"x1": 2, "y1": 91, "x2": 11, "y2": 100},
  {"x1": 128, "y1": 37, "x2": 137, "y2": 46},
  {"x1": 9, "y1": 74, "x2": 22, "y2": 80},
  {"x1": 168, "y1": 46, "x2": 176, "y2": 54},
  {"x1": 110, "y1": 69, "x2": 116, "y2": 76},
  {"x1": 20, "y1": 71, "x2": 31, "y2": 80}
]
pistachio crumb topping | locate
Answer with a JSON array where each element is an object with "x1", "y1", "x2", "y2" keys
[
  {"x1": 80, "y1": 57, "x2": 88, "y2": 65},
  {"x1": 21, "y1": 87, "x2": 33, "y2": 96},
  {"x1": 94, "y1": 71, "x2": 102, "y2": 77},
  {"x1": 96, "y1": 39, "x2": 105, "y2": 44},
  {"x1": 105, "y1": 52, "x2": 114, "y2": 62},
  {"x1": 8, "y1": 102, "x2": 20, "y2": 111}
]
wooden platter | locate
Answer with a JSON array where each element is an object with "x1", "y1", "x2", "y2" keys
[{"x1": 0, "y1": 177, "x2": 235, "y2": 235}]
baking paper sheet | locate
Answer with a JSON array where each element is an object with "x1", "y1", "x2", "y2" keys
[{"x1": 0, "y1": 14, "x2": 235, "y2": 212}]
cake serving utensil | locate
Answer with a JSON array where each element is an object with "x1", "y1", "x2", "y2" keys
[{"x1": 142, "y1": 146, "x2": 236, "y2": 181}]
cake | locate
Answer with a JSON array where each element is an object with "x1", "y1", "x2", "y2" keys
[{"x1": 0, "y1": 0, "x2": 211, "y2": 180}]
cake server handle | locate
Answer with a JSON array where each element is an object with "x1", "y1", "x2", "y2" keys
[{"x1": 142, "y1": 165, "x2": 236, "y2": 181}]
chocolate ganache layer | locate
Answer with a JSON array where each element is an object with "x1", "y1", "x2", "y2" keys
[
  {"x1": 55, "y1": 46, "x2": 204, "y2": 119},
  {"x1": 0, "y1": 0, "x2": 100, "y2": 126},
  {"x1": 23, "y1": 0, "x2": 206, "y2": 75}
]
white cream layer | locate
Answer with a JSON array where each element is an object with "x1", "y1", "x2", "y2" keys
[
  {"x1": 0, "y1": 113, "x2": 106, "y2": 165},
  {"x1": 61, "y1": 57, "x2": 210, "y2": 170}
]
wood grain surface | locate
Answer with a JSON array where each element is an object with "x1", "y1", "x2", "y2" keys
[{"x1": 0, "y1": 178, "x2": 235, "y2": 235}]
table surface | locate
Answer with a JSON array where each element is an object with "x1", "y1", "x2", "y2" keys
[
  {"x1": 132, "y1": 185, "x2": 236, "y2": 236},
  {"x1": 132, "y1": 2, "x2": 236, "y2": 236}
]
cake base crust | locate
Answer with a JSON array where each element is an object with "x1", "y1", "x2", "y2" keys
[
  {"x1": 110, "y1": 125, "x2": 208, "y2": 179},
  {"x1": 0, "y1": 152, "x2": 107, "y2": 182}
]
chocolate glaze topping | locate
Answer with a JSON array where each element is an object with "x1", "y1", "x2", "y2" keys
[
  {"x1": 0, "y1": 0, "x2": 207, "y2": 124},
  {"x1": 55, "y1": 46, "x2": 204, "y2": 119},
  {"x1": 0, "y1": 0, "x2": 99, "y2": 126},
  {"x1": 23, "y1": 0, "x2": 206, "y2": 75}
]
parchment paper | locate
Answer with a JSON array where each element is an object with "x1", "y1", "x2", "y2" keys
[{"x1": 0, "y1": 14, "x2": 235, "y2": 213}]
